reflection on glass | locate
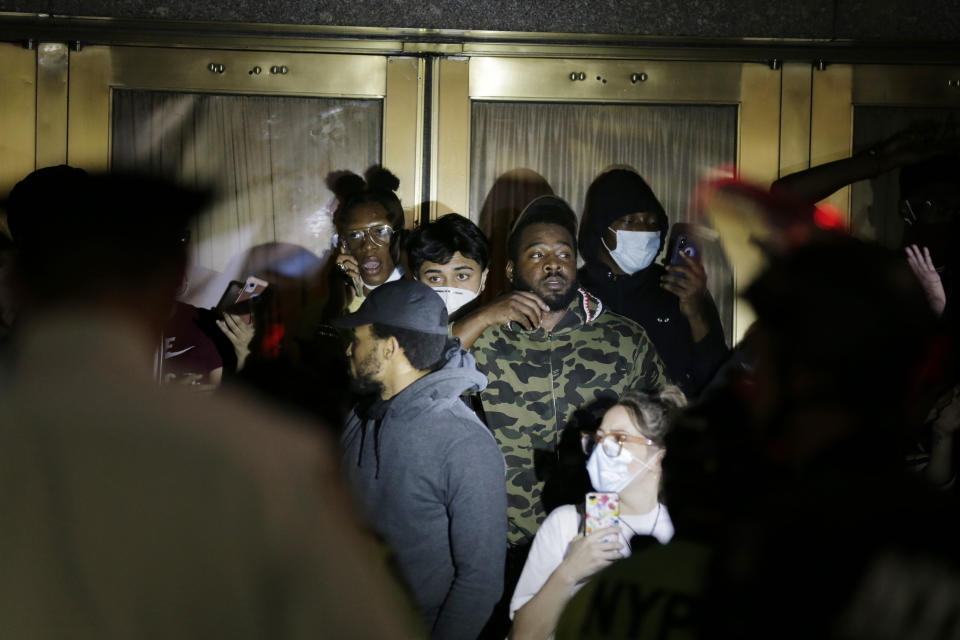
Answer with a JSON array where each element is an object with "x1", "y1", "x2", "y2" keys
[
  {"x1": 470, "y1": 101, "x2": 737, "y2": 341},
  {"x1": 111, "y1": 89, "x2": 381, "y2": 299}
]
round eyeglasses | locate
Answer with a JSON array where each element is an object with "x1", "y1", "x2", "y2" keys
[
  {"x1": 341, "y1": 224, "x2": 394, "y2": 251},
  {"x1": 580, "y1": 431, "x2": 655, "y2": 458}
]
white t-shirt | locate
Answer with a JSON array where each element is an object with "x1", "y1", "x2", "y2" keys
[{"x1": 509, "y1": 502, "x2": 674, "y2": 619}]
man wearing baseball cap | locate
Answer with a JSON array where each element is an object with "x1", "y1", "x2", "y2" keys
[
  {"x1": 470, "y1": 195, "x2": 669, "y2": 547},
  {"x1": 333, "y1": 278, "x2": 507, "y2": 640}
]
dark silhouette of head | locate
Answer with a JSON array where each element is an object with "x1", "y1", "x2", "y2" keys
[{"x1": 5, "y1": 166, "x2": 210, "y2": 329}]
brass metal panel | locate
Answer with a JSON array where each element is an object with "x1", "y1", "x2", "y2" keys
[
  {"x1": 36, "y1": 42, "x2": 68, "y2": 169},
  {"x1": 810, "y1": 64, "x2": 853, "y2": 221},
  {"x1": 67, "y1": 45, "x2": 390, "y2": 171},
  {"x1": 67, "y1": 45, "x2": 111, "y2": 171},
  {"x1": 434, "y1": 57, "x2": 471, "y2": 221},
  {"x1": 852, "y1": 65, "x2": 960, "y2": 106},
  {"x1": 104, "y1": 47, "x2": 387, "y2": 97},
  {"x1": 383, "y1": 56, "x2": 423, "y2": 228},
  {"x1": 779, "y1": 62, "x2": 812, "y2": 178},
  {"x1": 734, "y1": 62, "x2": 782, "y2": 342},
  {"x1": 403, "y1": 42, "x2": 464, "y2": 55},
  {"x1": 0, "y1": 43, "x2": 36, "y2": 202},
  {"x1": 468, "y1": 57, "x2": 743, "y2": 102}
]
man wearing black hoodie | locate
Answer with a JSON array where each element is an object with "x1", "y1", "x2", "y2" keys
[
  {"x1": 578, "y1": 169, "x2": 728, "y2": 397},
  {"x1": 334, "y1": 279, "x2": 507, "y2": 640}
]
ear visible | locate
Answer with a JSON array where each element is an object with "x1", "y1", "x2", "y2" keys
[
  {"x1": 478, "y1": 268, "x2": 490, "y2": 294},
  {"x1": 653, "y1": 448, "x2": 666, "y2": 467},
  {"x1": 381, "y1": 335, "x2": 400, "y2": 361},
  {"x1": 505, "y1": 261, "x2": 514, "y2": 283}
]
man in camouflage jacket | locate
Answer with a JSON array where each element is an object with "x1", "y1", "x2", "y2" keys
[{"x1": 466, "y1": 195, "x2": 668, "y2": 546}]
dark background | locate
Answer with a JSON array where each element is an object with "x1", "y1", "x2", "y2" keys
[{"x1": 0, "y1": 0, "x2": 956, "y2": 42}]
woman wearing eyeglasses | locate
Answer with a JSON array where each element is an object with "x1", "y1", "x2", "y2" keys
[
  {"x1": 508, "y1": 386, "x2": 686, "y2": 640},
  {"x1": 327, "y1": 166, "x2": 405, "y2": 317}
]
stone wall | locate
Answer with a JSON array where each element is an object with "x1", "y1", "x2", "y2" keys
[{"x1": 0, "y1": 0, "x2": 957, "y2": 42}]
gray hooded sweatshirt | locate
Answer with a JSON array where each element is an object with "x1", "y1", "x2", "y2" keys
[{"x1": 341, "y1": 339, "x2": 507, "y2": 640}]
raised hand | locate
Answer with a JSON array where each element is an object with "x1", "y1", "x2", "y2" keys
[
  {"x1": 905, "y1": 244, "x2": 946, "y2": 317},
  {"x1": 481, "y1": 291, "x2": 551, "y2": 331}
]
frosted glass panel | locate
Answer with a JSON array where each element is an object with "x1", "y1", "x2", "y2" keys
[
  {"x1": 111, "y1": 89, "x2": 381, "y2": 306},
  {"x1": 470, "y1": 101, "x2": 737, "y2": 341}
]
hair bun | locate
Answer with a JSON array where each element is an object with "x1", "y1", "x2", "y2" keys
[
  {"x1": 657, "y1": 384, "x2": 688, "y2": 410},
  {"x1": 364, "y1": 165, "x2": 400, "y2": 194},
  {"x1": 328, "y1": 171, "x2": 365, "y2": 200}
]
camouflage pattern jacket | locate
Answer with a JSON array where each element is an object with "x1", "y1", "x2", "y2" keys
[{"x1": 472, "y1": 287, "x2": 669, "y2": 545}]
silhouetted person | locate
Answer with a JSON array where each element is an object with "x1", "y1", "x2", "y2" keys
[
  {"x1": 558, "y1": 236, "x2": 959, "y2": 639},
  {"x1": 0, "y1": 166, "x2": 420, "y2": 639}
]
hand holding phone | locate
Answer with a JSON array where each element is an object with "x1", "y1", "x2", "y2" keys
[
  {"x1": 668, "y1": 232, "x2": 701, "y2": 272},
  {"x1": 216, "y1": 276, "x2": 269, "y2": 325},
  {"x1": 661, "y1": 226, "x2": 711, "y2": 330},
  {"x1": 334, "y1": 250, "x2": 364, "y2": 298},
  {"x1": 585, "y1": 491, "x2": 620, "y2": 541}
]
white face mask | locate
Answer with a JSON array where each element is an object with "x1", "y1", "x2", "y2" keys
[
  {"x1": 602, "y1": 229, "x2": 661, "y2": 275},
  {"x1": 586, "y1": 443, "x2": 654, "y2": 493},
  {"x1": 431, "y1": 286, "x2": 479, "y2": 316}
]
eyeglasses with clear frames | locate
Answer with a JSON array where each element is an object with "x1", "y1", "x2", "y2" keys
[
  {"x1": 580, "y1": 431, "x2": 655, "y2": 458},
  {"x1": 341, "y1": 224, "x2": 394, "y2": 251}
]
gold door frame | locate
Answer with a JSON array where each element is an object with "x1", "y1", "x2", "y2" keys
[
  {"x1": 434, "y1": 55, "x2": 782, "y2": 342},
  {"x1": 64, "y1": 46, "x2": 424, "y2": 224},
  {"x1": 810, "y1": 63, "x2": 960, "y2": 221},
  {"x1": 0, "y1": 42, "x2": 38, "y2": 212}
]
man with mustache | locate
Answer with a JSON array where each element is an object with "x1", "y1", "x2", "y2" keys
[{"x1": 470, "y1": 195, "x2": 669, "y2": 549}]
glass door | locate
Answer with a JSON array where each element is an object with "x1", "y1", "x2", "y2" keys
[
  {"x1": 67, "y1": 46, "x2": 421, "y2": 309},
  {"x1": 434, "y1": 56, "x2": 782, "y2": 343},
  {"x1": 0, "y1": 42, "x2": 39, "y2": 211}
]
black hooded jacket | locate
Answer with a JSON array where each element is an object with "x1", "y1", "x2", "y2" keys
[{"x1": 577, "y1": 170, "x2": 729, "y2": 397}]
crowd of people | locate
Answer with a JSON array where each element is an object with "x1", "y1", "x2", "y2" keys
[{"x1": 1, "y1": 121, "x2": 959, "y2": 639}]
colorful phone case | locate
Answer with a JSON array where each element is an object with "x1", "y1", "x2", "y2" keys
[{"x1": 585, "y1": 492, "x2": 620, "y2": 538}]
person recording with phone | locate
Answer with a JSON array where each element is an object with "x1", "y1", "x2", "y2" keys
[
  {"x1": 578, "y1": 168, "x2": 728, "y2": 397},
  {"x1": 324, "y1": 166, "x2": 406, "y2": 320},
  {"x1": 509, "y1": 388, "x2": 684, "y2": 640}
]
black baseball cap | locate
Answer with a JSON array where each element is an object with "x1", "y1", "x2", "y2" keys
[
  {"x1": 331, "y1": 278, "x2": 449, "y2": 335},
  {"x1": 509, "y1": 195, "x2": 578, "y2": 241}
]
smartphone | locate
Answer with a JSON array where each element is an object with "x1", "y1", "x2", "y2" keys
[
  {"x1": 234, "y1": 276, "x2": 269, "y2": 305},
  {"x1": 215, "y1": 280, "x2": 245, "y2": 315},
  {"x1": 585, "y1": 492, "x2": 620, "y2": 541},
  {"x1": 668, "y1": 232, "x2": 700, "y2": 267},
  {"x1": 216, "y1": 276, "x2": 269, "y2": 324},
  {"x1": 334, "y1": 243, "x2": 362, "y2": 298}
]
